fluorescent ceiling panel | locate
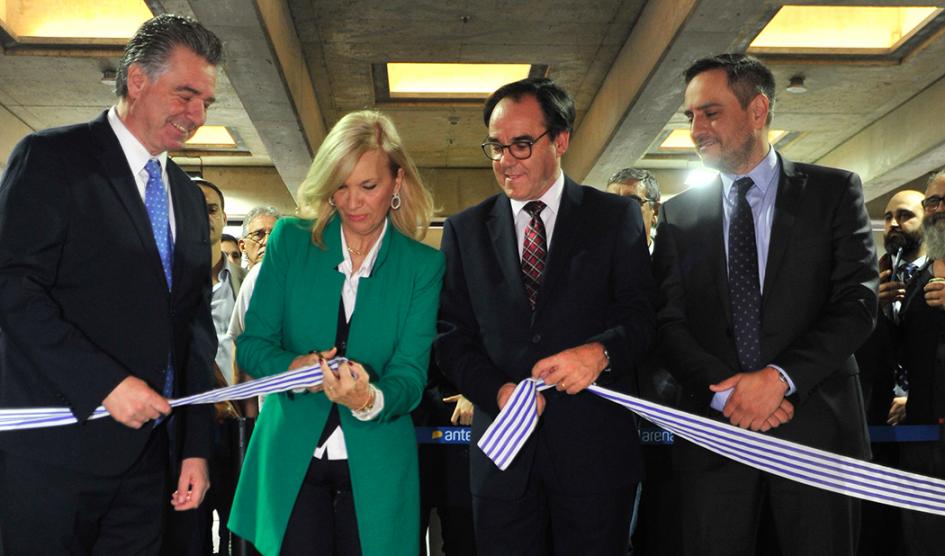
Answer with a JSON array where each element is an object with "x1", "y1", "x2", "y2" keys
[
  {"x1": 0, "y1": 0, "x2": 151, "y2": 41},
  {"x1": 749, "y1": 6, "x2": 941, "y2": 54},
  {"x1": 387, "y1": 63, "x2": 532, "y2": 99}
]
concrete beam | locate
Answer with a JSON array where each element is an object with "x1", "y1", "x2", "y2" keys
[
  {"x1": 816, "y1": 72, "x2": 945, "y2": 201},
  {"x1": 176, "y1": 0, "x2": 324, "y2": 199},
  {"x1": 566, "y1": 0, "x2": 777, "y2": 187}
]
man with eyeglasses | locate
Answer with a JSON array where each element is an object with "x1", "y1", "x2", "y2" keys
[
  {"x1": 607, "y1": 168, "x2": 661, "y2": 254},
  {"x1": 893, "y1": 170, "x2": 945, "y2": 554},
  {"x1": 436, "y1": 77, "x2": 656, "y2": 554},
  {"x1": 239, "y1": 205, "x2": 280, "y2": 269}
]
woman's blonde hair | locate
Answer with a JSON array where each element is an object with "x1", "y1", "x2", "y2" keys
[{"x1": 297, "y1": 110, "x2": 434, "y2": 247}]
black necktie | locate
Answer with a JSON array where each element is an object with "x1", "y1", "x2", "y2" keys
[
  {"x1": 728, "y1": 177, "x2": 762, "y2": 371},
  {"x1": 521, "y1": 201, "x2": 547, "y2": 310}
]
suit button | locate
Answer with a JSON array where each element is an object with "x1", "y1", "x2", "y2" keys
[{"x1": 531, "y1": 334, "x2": 541, "y2": 344}]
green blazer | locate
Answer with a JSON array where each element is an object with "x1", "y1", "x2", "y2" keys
[{"x1": 228, "y1": 216, "x2": 444, "y2": 556}]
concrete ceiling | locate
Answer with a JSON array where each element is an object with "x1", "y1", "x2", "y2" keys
[{"x1": 3, "y1": 0, "x2": 945, "y2": 220}]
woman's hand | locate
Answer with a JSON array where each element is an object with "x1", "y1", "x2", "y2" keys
[
  {"x1": 320, "y1": 356, "x2": 373, "y2": 411},
  {"x1": 288, "y1": 347, "x2": 337, "y2": 393}
]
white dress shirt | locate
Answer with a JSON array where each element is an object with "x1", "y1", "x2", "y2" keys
[
  {"x1": 106, "y1": 107, "x2": 176, "y2": 238},
  {"x1": 509, "y1": 171, "x2": 565, "y2": 257},
  {"x1": 313, "y1": 220, "x2": 387, "y2": 460}
]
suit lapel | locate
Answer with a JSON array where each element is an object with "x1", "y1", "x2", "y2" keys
[
  {"x1": 535, "y1": 178, "x2": 581, "y2": 315},
  {"x1": 88, "y1": 112, "x2": 168, "y2": 288},
  {"x1": 486, "y1": 195, "x2": 531, "y2": 312},
  {"x1": 762, "y1": 155, "x2": 804, "y2": 307},
  {"x1": 901, "y1": 264, "x2": 932, "y2": 317},
  {"x1": 702, "y1": 180, "x2": 733, "y2": 329}
]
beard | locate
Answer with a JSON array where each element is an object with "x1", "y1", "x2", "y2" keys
[
  {"x1": 922, "y1": 212, "x2": 945, "y2": 260},
  {"x1": 884, "y1": 228, "x2": 922, "y2": 257}
]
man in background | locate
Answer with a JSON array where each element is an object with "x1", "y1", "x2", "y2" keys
[
  {"x1": 607, "y1": 167, "x2": 661, "y2": 253},
  {"x1": 238, "y1": 205, "x2": 280, "y2": 269},
  {"x1": 222, "y1": 233, "x2": 242, "y2": 268},
  {"x1": 896, "y1": 171, "x2": 945, "y2": 555}
]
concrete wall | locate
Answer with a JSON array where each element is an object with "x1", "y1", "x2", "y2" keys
[{"x1": 0, "y1": 104, "x2": 33, "y2": 174}]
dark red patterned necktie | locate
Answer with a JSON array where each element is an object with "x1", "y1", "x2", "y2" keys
[{"x1": 521, "y1": 201, "x2": 547, "y2": 310}]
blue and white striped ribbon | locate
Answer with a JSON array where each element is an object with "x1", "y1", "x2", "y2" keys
[
  {"x1": 0, "y1": 359, "x2": 343, "y2": 432},
  {"x1": 480, "y1": 379, "x2": 945, "y2": 516}
]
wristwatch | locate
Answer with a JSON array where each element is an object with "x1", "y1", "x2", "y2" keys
[{"x1": 601, "y1": 346, "x2": 612, "y2": 373}]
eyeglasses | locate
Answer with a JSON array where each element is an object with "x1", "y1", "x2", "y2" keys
[
  {"x1": 481, "y1": 130, "x2": 550, "y2": 161},
  {"x1": 243, "y1": 229, "x2": 272, "y2": 244},
  {"x1": 922, "y1": 196, "x2": 945, "y2": 210}
]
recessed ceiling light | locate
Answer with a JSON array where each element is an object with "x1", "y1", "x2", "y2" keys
[
  {"x1": 749, "y1": 6, "x2": 941, "y2": 54},
  {"x1": 0, "y1": 0, "x2": 152, "y2": 41},
  {"x1": 387, "y1": 63, "x2": 533, "y2": 99},
  {"x1": 185, "y1": 127, "x2": 237, "y2": 149},
  {"x1": 785, "y1": 76, "x2": 807, "y2": 94}
]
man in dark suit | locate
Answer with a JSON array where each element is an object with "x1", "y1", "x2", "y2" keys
[
  {"x1": 0, "y1": 14, "x2": 221, "y2": 555},
  {"x1": 652, "y1": 54, "x2": 878, "y2": 556},
  {"x1": 896, "y1": 171, "x2": 945, "y2": 555},
  {"x1": 436, "y1": 77, "x2": 656, "y2": 555}
]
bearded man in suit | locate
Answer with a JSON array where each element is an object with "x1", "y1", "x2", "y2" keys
[{"x1": 652, "y1": 53, "x2": 878, "y2": 556}]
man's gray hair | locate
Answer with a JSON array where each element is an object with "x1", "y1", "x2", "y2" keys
[
  {"x1": 115, "y1": 14, "x2": 222, "y2": 98},
  {"x1": 242, "y1": 206, "x2": 282, "y2": 237},
  {"x1": 928, "y1": 169, "x2": 945, "y2": 187},
  {"x1": 607, "y1": 168, "x2": 661, "y2": 202}
]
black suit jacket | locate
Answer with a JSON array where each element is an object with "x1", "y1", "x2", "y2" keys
[
  {"x1": 652, "y1": 154, "x2": 877, "y2": 466},
  {"x1": 898, "y1": 266, "x2": 945, "y2": 425},
  {"x1": 436, "y1": 176, "x2": 656, "y2": 499},
  {"x1": 0, "y1": 111, "x2": 216, "y2": 476}
]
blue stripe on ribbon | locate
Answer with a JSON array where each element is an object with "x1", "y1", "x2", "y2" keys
[
  {"x1": 0, "y1": 359, "x2": 344, "y2": 432},
  {"x1": 478, "y1": 379, "x2": 945, "y2": 516}
]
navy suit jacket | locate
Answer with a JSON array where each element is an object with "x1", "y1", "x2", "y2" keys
[
  {"x1": 652, "y1": 153, "x2": 878, "y2": 466},
  {"x1": 436, "y1": 176, "x2": 656, "y2": 499},
  {"x1": 0, "y1": 110, "x2": 216, "y2": 475}
]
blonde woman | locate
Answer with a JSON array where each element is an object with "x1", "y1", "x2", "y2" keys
[{"x1": 228, "y1": 110, "x2": 444, "y2": 556}]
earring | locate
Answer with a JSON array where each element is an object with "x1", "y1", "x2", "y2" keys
[
  {"x1": 328, "y1": 196, "x2": 336, "y2": 208},
  {"x1": 390, "y1": 192, "x2": 402, "y2": 210}
]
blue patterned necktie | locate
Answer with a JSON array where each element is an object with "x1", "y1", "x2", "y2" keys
[
  {"x1": 521, "y1": 200, "x2": 547, "y2": 310},
  {"x1": 728, "y1": 177, "x2": 762, "y2": 371},
  {"x1": 144, "y1": 159, "x2": 174, "y2": 400}
]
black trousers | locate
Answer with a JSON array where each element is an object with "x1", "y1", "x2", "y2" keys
[
  {"x1": 0, "y1": 427, "x2": 168, "y2": 556},
  {"x1": 279, "y1": 457, "x2": 362, "y2": 556},
  {"x1": 472, "y1": 437, "x2": 636, "y2": 556},
  {"x1": 676, "y1": 458, "x2": 859, "y2": 556},
  {"x1": 162, "y1": 419, "x2": 239, "y2": 555},
  {"x1": 898, "y1": 440, "x2": 945, "y2": 556}
]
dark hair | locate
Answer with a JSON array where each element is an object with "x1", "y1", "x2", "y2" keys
[
  {"x1": 192, "y1": 177, "x2": 225, "y2": 210},
  {"x1": 607, "y1": 168, "x2": 661, "y2": 202},
  {"x1": 684, "y1": 54, "x2": 776, "y2": 125},
  {"x1": 221, "y1": 233, "x2": 238, "y2": 244},
  {"x1": 483, "y1": 77, "x2": 575, "y2": 138},
  {"x1": 116, "y1": 14, "x2": 222, "y2": 98}
]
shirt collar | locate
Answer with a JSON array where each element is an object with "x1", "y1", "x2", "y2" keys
[
  {"x1": 338, "y1": 218, "x2": 388, "y2": 278},
  {"x1": 508, "y1": 170, "x2": 565, "y2": 218},
  {"x1": 720, "y1": 146, "x2": 778, "y2": 200},
  {"x1": 107, "y1": 106, "x2": 168, "y2": 175}
]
